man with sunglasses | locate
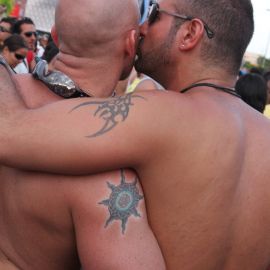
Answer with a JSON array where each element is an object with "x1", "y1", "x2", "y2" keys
[
  {"x1": 0, "y1": 0, "x2": 166, "y2": 269},
  {"x1": 12, "y1": 17, "x2": 38, "y2": 73},
  {"x1": 0, "y1": 17, "x2": 16, "y2": 49},
  {"x1": 2, "y1": 0, "x2": 270, "y2": 269}
]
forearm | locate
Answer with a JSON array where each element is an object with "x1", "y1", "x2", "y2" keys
[{"x1": 0, "y1": 97, "x2": 131, "y2": 174}]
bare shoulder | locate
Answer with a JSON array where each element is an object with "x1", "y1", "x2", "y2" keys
[{"x1": 120, "y1": 89, "x2": 188, "y2": 120}]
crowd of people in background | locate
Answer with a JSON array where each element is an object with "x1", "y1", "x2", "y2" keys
[
  {"x1": 1, "y1": 14, "x2": 270, "y2": 117},
  {"x1": 0, "y1": 15, "x2": 57, "y2": 73},
  {"x1": 236, "y1": 67, "x2": 270, "y2": 117}
]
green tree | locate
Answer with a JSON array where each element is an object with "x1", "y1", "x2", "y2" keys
[{"x1": 0, "y1": 0, "x2": 14, "y2": 14}]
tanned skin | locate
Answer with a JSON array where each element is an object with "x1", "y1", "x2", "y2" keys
[
  {"x1": 0, "y1": 73, "x2": 165, "y2": 270},
  {"x1": 1, "y1": 0, "x2": 270, "y2": 269}
]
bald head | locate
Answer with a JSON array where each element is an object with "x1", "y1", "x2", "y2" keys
[{"x1": 55, "y1": 0, "x2": 140, "y2": 57}]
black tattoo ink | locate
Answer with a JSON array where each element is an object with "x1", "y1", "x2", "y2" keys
[
  {"x1": 99, "y1": 170, "x2": 144, "y2": 234},
  {"x1": 70, "y1": 94, "x2": 146, "y2": 137}
]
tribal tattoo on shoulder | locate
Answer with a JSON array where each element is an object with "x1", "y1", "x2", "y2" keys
[
  {"x1": 99, "y1": 170, "x2": 144, "y2": 234},
  {"x1": 70, "y1": 94, "x2": 146, "y2": 137}
]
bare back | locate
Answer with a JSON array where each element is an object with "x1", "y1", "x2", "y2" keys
[
  {"x1": 3, "y1": 83, "x2": 270, "y2": 269},
  {"x1": 136, "y1": 89, "x2": 270, "y2": 270},
  {"x1": 0, "y1": 76, "x2": 165, "y2": 270}
]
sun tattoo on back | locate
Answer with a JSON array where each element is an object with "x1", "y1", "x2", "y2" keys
[
  {"x1": 99, "y1": 170, "x2": 144, "y2": 234},
  {"x1": 69, "y1": 94, "x2": 146, "y2": 137}
]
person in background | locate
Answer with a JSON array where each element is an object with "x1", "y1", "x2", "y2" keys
[
  {"x1": 0, "y1": 34, "x2": 28, "y2": 72},
  {"x1": 235, "y1": 73, "x2": 267, "y2": 113},
  {"x1": 12, "y1": 17, "x2": 37, "y2": 73},
  {"x1": 126, "y1": 67, "x2": 164, "y2": 93},
  {"x1": 0, "y1": 4, "x2": 7, "y2": 16},
  {"x1": 41, "y1": 40, "x2": 59, "y2": 68},
  {"x1": 115, "y1": 67, "x2": 164, "y2": 95},
  {"x1": 249, "y1": 67, "x2": 263, "y2": 75},
  {"x1": 0, "y1": 17, "x2": 17, "y2": 49},
  {"x1": 38, "y1": 33, "x2": 50, "y2": 49}
]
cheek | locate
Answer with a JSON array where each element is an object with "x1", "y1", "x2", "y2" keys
[{"x1": 143, "y1": 28, "x2": 166, "y2": 49}]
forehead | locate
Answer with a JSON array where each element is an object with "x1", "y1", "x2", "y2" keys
[{"x1": 20, "y1": 23, "x2": 36, "y2": 33}]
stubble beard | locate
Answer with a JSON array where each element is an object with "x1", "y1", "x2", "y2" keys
[
  {"x1": 135, "y1": 39, "x2": 172, "y2": 79},
  {"x1": 135, "y1": 25, "x2": 178, "y2": 81}
]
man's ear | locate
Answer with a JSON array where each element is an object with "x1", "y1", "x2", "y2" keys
[
  {"x1": 124, "y1": 29, "x2": 138, "y2": 58},
  {"x1": 177, "y1": 19, "x2": 205, "y2": 51},
  {"x1": 51, "y1": 25, "x2": 59, "y2": 47}
]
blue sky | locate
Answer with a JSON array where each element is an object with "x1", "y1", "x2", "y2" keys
[{"x1": 247, "y1": 0, "x2": 270, "y2": 57}]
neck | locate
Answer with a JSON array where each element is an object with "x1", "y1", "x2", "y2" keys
[
  {"x1": 153, "y1": 59, "x2": 237, "y2": 92},
  {"x1": 53, "y1": 52, "x2": 122, "y2": 98}
]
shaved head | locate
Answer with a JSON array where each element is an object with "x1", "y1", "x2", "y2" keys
[{"x1": 55, "y1": 0, "x2": 140, "y2": 57}]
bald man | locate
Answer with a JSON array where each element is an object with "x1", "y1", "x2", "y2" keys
[{"x1": 0, "y1": 0, "x2": 165, "y2": 269}]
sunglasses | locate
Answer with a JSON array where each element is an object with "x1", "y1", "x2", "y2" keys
[
  {"x1": 23, "y1": 31, "x2": 37, "y2": 38},
  {"x1": 148, "y1": 3, "x2": 214, "y2": 39},
  {"x1": 0, "y1": 25, "x2": 10, "y2": 33},
  {"x1": 14, "y1": 53, "x2": 25, "y2": 60}
]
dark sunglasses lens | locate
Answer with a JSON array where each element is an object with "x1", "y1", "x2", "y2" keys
[
  {"x1": 148, "y1": 4, "x2": 158, "y2": 24},
  {"x1": 24, "y1": 32, "x2": 37, "y2": 37},
  {"x1": 15, "y1": 54, "x2": 25, "y2": 60}
]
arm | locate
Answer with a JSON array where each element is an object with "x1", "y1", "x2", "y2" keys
[
  {"x1": 71, "y1": 169, "x2": 166, "y2": 270},
  {"x1": 1, "y1": 76, "x2": 168, "y2": 174}
]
